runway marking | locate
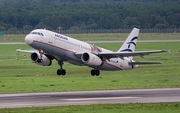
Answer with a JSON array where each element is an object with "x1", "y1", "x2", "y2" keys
[{"x1": 63, "y1": 97, "x2": 139, "y2": 101}]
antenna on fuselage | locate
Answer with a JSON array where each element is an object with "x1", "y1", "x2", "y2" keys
[{"x1": 58, "y1": 26, "x2": 61, "y2": 34}]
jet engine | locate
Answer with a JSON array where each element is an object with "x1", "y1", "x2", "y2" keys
[
  {"x1": 81, "y1": 52, "x2": 102, "y2": 66},
  {"x1": 31, "y1": 52, "x2": 52, "y2": 66}
]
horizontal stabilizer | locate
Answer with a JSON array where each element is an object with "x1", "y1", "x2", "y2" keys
[{"x1": 129, "y1": 62, "x2": 161, "y2": 65}]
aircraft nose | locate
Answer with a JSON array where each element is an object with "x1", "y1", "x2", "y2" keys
[{"x1": 25, "y1": 35, "x2": 33, "y2": 44}]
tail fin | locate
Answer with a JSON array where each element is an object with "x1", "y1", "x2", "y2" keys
[{"x1": 118, "y1": 28, "x2": 140, "y2": 53}]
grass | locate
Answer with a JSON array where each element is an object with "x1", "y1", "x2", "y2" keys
[
  {"x1": 0, "y1": 34, "x2": 25, "y2": 42},
  {"x1": 0, "y1": 33, "x2": 180, "y2": 42},
  {"x1": 0, "y1": 41, "x2": 180, "y2": 112},
  {"x1": 0, "y1": 103, "x2": 180, "y2": 113},
  {"x1": 0, "y1": 42, "x2": 179, "y2": 93}
]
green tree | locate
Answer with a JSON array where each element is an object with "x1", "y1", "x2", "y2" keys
[{"x1": 0, "y1": 0, "x2": 180, "y2": 30}]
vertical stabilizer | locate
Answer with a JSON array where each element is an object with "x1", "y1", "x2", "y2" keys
[{"x1": 118, "y1": 28, "x2": 139, "y2": 53}]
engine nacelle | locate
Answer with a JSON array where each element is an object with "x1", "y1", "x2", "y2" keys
[
  {"x1": 81, "y1": 52, "x2": 102, "y2": 66},
  {"x1": 31, "y1": 52, "x2": 52, "y2": 66}
]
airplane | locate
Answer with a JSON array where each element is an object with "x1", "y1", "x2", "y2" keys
[{"x1": 17, "y1": 28, "x2": 168, "y2": 76}]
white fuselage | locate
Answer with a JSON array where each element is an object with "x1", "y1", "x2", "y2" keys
[{"x1": 25, "y1": 29, "x2": 134, "y2": 71}]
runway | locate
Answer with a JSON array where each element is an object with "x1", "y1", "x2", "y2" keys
[{"x1": 0, "y1": 88, "x2": 180, "y2": 108}]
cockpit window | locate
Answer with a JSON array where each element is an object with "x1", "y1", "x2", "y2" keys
[{"x1": 30, "y1": 32, "x2": 44, "y2": 36}]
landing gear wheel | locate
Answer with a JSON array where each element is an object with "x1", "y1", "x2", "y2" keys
[
  {"x1": 91, "y1": 70, "x2": 95, "y2": 76},
  {"x1": 91, "y1": 69, "x2": 100, "y2": 76},
  {"x1": 61, "y1": 69, "x2": 66, "y2": 76},
  {"x1": 57, "y1": 69, "x2": 66, "y2": 76},
  {"x1": 95, "y1": 70, "x2": 100, "y2": 76},
  {"x1": 57, "y1": 60, "x2": 66, "y2": 76},
  {"x1": 57, "y1": 69, "x2": 61, "y2": 75}
]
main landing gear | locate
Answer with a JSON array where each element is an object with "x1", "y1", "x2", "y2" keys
[
  {"x1": 57, "y1": 69, "x2": 66, "y2": 76},
  {"x1": 56, "y1": 60, "x2": 100, "y2": 76},
  {"x1": 57, "y1": 61, "x2": 66, "y2": 76},
  {"x1": 91, "y1": 69, "x2": 100, "y2": 76}
]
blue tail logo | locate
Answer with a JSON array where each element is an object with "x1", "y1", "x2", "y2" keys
[{"x1": 120, "y1": 36, "x2": 138, "y2": 52}]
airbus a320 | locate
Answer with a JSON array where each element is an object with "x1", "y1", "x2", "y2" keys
[{"x1": 17, "y1": 28, "x2": 168, "y2": 76}]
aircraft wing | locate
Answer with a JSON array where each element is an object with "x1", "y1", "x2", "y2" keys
[
  {"x1": 98, "y1": 50, "x2": 169, "y2": 59},
  {"x1": 16, "y1": 49, "x2": 38, "y2": 53}
]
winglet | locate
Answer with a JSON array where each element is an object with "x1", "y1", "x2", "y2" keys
[
  {"x1": 16, "y1": 49, "x2": 21, "y2": 52},
  {"x1": 161, "y1": 50, "x2": 171, "y2": 54},
  {"x1": 167, "y1": 50, "x2": 171, "y2": 54}
]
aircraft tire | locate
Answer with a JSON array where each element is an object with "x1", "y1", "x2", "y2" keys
[
  {"x1": 91, "y1": 69, "x2": 100, "y2": 76},
  {"x1": 57, "y1": 69, "x2": 66, "y2": 76},
  {"x1": 95, "y1": 70, "x2": 100, "y2": 76},
  {"x1": 61, "y1": 69, "x2": 66, "y2": 76},
  {"x1": 91, "y1": 70, "x2": 95, "y2": 76},
  {"x1": 57, "y1": 69, "x2": 61, "y2": 76}
]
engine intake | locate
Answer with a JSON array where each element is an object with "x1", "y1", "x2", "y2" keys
[
  {"x1": 81, "y1": 52, "x2": 102, "y2": 66},
  {"x1": 31, "y1": 52, "x2": 52, "y2": 66}
]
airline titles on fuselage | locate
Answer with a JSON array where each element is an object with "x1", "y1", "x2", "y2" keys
[
  {"x1": 55, "y1": 34, "x2": 68, "y2": 40},
  {"x1": 54, "y1": 33, "x2": 91, "y2": 52},
  {"x1": 54, "y1": 33, "x2": 103, "y2": 53}
]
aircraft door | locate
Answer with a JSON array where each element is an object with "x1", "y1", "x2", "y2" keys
[
  {"x1": 119, "y1": 59, "x2": 124, "y2": 68},
  {"x1": 78, "y1": 44, "x2": 81, "y2": 52},
  {"x1": 48, "y1": 32, "x2": 53, "y2": 44}
]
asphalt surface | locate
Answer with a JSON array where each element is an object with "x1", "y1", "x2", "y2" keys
[{"x1": 0, "y1": 88, "x2": 180, "y2": 108}]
